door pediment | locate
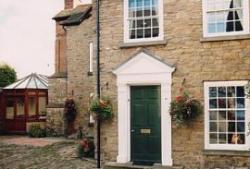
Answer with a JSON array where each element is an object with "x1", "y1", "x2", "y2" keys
[{"x1": 113, "y1": 50, "x2": 175, "y2": 75}]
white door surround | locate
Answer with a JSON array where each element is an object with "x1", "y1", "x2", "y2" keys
[{"x1": 113, "y1": 50, "x2": 175, "y2": 166}]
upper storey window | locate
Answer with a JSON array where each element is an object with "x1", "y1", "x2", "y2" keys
[
  {"x1": 203, "y1": 0, "x2": 249, "y2": 37},
  {"x1": 124, "y1": 0, "x2": 164, "y2": 43}
]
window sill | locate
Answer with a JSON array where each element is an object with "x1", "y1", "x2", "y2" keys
[
  {"x1": 200, "y1": 34, "x2": 250, "y2": 42},
  {"x1": 120, "y1": 39, "x2": 167, "y2": 48},
  {"x1": 203, "y1": 149, "x2": 250, "y2": 156}
]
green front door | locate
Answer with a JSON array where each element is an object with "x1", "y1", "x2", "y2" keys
[{"x1": 131, "y1": 86, "x2": 161, "y2": 165}]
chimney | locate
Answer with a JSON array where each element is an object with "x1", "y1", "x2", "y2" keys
[{"x1": 65, "y1": 0, "x2": 73, "y2": 9}]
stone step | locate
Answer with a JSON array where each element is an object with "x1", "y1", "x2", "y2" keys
[{"x1": 103, "y1": 162, "x2": 184, "y2": 169}]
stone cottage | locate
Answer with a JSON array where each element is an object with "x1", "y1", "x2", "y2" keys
[{"x1": 48, "y1": 0, "x2": 250, "y2": 168}]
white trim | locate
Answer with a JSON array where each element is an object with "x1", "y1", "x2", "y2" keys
[
  {"x1": 114, "y1": 52, "x2": 174, "y2": 166},
  {"x1": 202, "y1": 0, "x2": 249, "y2": 38},
  {"x1": 123, "y1": 0, "x2": 164, "y2": 43},
  {"x1": 204, "y1": 81, "x2": 250, "y2": 151},
  {"x1": 89, "y1": 42, "x2": 93, "y2": 73}
]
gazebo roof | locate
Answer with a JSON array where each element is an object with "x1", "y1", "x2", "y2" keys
[{"x1": 4, "y1": 73, "x2": 48, "y2": 90}]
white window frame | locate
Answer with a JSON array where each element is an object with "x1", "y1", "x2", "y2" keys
[
  {"x1": 124, "y1": 0, "x2": 164, "y2": 43},
  {"x1": 204, "y1": 81, "x2": 250, "y2": 151},
  {"x1": 202, "y1": 0, "x2": 249, "y2": 38}
]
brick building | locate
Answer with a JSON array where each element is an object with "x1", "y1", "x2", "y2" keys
[{"x1": 48, "y1": 0, "x2": 250, "y2": 168}]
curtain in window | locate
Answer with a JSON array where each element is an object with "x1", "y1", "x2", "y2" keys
[{"x1": 226, "y1": 0, "x2": 243, "y2": 32}]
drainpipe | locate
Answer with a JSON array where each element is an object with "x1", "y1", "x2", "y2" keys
[{"x1": 96, "y1": 0, "x2": 101, "y2": 168}]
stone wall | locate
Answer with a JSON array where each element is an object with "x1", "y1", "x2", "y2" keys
[
  {"x1": 96, "y1": 0, "x2": 250, "y2": 168},
  {"x1": 47, "y1": 77, "x2": 67, "y2": 134},
  {"x1": 65, "y1": 8, "x2": 96, "y2": 136},
  {"x1": 48, "y1": 77, "x2": 67, "y2": 106}
]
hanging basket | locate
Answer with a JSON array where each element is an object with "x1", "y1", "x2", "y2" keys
[
  {"x1": 170, "y1": 91, "x2": 202, "y2": 127},
  {"x1": 90, "y1": 97, "x2": 113, "y2": 121}
]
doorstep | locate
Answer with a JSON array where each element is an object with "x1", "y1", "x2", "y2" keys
[{"x1": 103, "y1": 162, "x2": 184, "y2": 169}]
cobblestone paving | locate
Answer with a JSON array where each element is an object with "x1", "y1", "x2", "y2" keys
[{"x1": 0, "y1": 139, "x2": 96, "y2": 169}]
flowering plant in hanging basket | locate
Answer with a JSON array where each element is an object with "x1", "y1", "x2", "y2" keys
[
  {"x1": 170, "y1": 91, "x2": 202, "y2": 126},
  {"x1": 64, "y1": 98, "x2": 77, "y2": 123},
  {"x1": 90, "y1": 97, "x2": 112, "y2": 120}
]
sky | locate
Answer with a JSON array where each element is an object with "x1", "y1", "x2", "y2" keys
[{"x1": 0, "y1": 0, "x2": 64, "y2": 78}]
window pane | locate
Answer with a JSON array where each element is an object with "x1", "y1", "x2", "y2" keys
[
  {"x1": 237, "y1": 110, "x2": 245, "y2": 120},
  {"x1": 210, "y1": 111, "x2": 217, "y2": 120},
  {"x1": 238, "y1": 134, "x2": 245, "y2": 144},
  {"x1": 209, "y1": 87, "x2": 217, "y2": 97},
  {"x1": 209, "y1": 99, "x2": 217, "y2": 108},
  {"x1": 144, "y1": 9, "x2": 151, "y2": 16},
  {"x1": 144, "y1": 19, "x2": 151, "y2": 28},
  {"x1": 218, "y1": 98, "x2": 226, "y2": 108},
  {"x1": 228, "y1": 122, "x2": 235, "y2": 132},
  {"x1": 137, "y1": 0, "x2": 143, "y2": 7},
  {"x1": 235, "y1": 10, "x2": 243, "y2": 19},
  {"x1": 136, "y1": 8, "x2": 143, "y2": 17},
  {"x1": 218, "y1": 87, "x2": 226, "y2": 97},
  {"x1": 152, "y1": 7, "x2": 158, "y2": 15},
  {"x1": 235, "y1": 20, "x2": 243, "y2": 31},
  {"x1": 227, "y1": 98, "x2": 235, "y2": 108},
  {"x1": 129, "y1": 20, "x2": 136, "y2": 29},
  {"x1": 137, "y1": 19, "x2": 144, "y2": 28},
  {"x1": 210, "y1": 122, "x2": 217, "y2": 132},
  {"x1": 210, "y1": 133, "x2": 218, "y2": 144},
  {"x1": 208, "y1": 23, "x2": 216, "y2": 33},
  {"x1": 6, "y1": 97, "x2": 14, "y2": 119},
  {"x1": 152, "y1": 28, "x2": 159, "y2": 37},
  {"x1": 227, "y1": 86, "x2": 235, "y2": 97},
  {"x1": 145, "y1": 0, "x2": 151, "y2": 7},
  {"x1": 228, "y1": 111, "x2": 235, "y2": 120},
  {"x1": 226, "y1": 21, "x2": 234, "y2": 32},
  {"x1": 219, "y1": 111, "x2": 226, "y2": 120},
  {"x1": 207, "y1": 13, "x2": 216, "y2": 23},
  {"x1": 219, "y1": 122, "x2": 227, "y2": 132},
  {"x1": 219, "y1": 134, "x2": 227, "y2": 144},
  {"x1": 237, "y1": 122, "x2": 245, "y2": 132},
  {"x1": 145, "y1": 29, "x2": 151, "y2": 38},
  {"x1": 217, "y1": 22, "x2": 225, "y2": 32},
  {"x1": 137, "y1": 29, "x2": 143, "y2": 38},
  {"x1": 16, "y1": 97, "x2": 25, "y2": 116},
  {"x1": 237, "y1": 86, "x2": 244, "y2": 97},
  {"x1": 152, "y1": 18, "x2": 159, "y2": 27},
  {"x1": 129, "y1": 0, "x2": 136, "y2": 7},
  {"x1": 29, "y1": 97, "x2": 36, "y2": 117},
  {"x1": 237, "y1": 98, "x2": 245, "y2": 108},
  {"x1": 234, "y1": 0, "x2": 242, "y2": 8},
  {"x1": 152, "y1": 0, "x2": 158, "y2": 6},
  {"x1": 130, "y1": 30, "x2": 136, "y2": 39}
]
